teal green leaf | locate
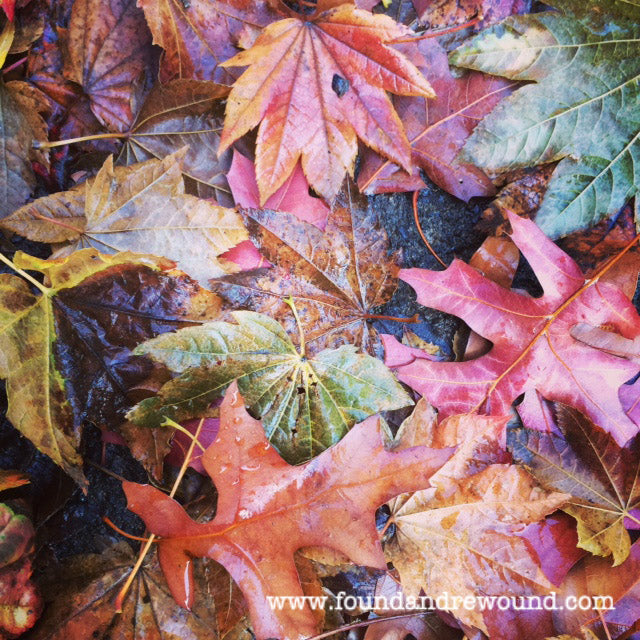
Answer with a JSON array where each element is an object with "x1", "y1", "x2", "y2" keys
[
  {"x1": 450, "y1": 1, "x2": 640, "y2": 237},
  {"x1": 128, "y1": 311, "x2": 413, "y2": 463}
]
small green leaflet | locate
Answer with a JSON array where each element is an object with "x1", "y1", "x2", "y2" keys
[
  {"x1": 129, "y1": 311, "x2": 413, "y2": 463},
  {"x1": 450, "y1": 0, "x2": 640, "y2": 237}
]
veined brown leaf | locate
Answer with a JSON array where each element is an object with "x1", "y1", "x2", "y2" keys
[
  {"x1": 213, "y1": 188, "x2": 400, "y2": 357},
  {"x1": 119, "y1": 80, "x2": 234, "y2": 204},
  {"x1": 510, "y1": 403, "x2": 640, "y2": 565}
]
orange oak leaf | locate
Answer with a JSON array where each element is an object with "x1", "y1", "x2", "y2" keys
[
  {"x1": 384, "y1": 212, "x2": 640, "y2": 445},
  {"x1": 123, "y1": 381, "x2": 453, "y2": 640},
  {"x1": 358, "y1": 38, "x2": 514, "y2": 200},
  {"x1": 218, "y1": 4, "x2": 435, "y2": 203}
]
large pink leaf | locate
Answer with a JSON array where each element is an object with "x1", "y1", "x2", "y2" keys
[{"x1": 385, "y1": 212, "x2": 640, "y2": 445}]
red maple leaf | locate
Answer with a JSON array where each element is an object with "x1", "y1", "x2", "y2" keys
[{"x1": 384, "y1": 212, "x2": 640, "y2": 445}]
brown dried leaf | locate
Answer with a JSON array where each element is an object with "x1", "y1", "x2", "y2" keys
[
  {"x1": 29, "y1": 541, "x2": 251, "y2": 640},
  {"x1": 510, "y1": 404, "x2": 640, "y2": 565},
  {"x1": 120, "y1": 79, "x2": 233, "y2": 204},
  {"x1": 4, "y1": 152, "x2": 248, "y2": 285},
  {"x1": 213, "y1": 189, "x2": 399, "y2": 357}
]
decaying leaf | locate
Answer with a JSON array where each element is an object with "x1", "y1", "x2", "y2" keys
[
  {"x1": 119, "y1": 80, "x2": 235, "y2": 204},
  {"x1": 412, "y1": 0, "x2": 530, "y2": 28},
  {"x1": 0, "y1": 249, "x2": 220, "y2": 485},
  {"x1": 213, "y1": 188, "x2": 399, "y2": 357},
  {"x1": 0, "y1": 503, "x2": 41, "y2": 638},
  {"x1": 28, "y1": 541, "x2": 251, "y2": 640},
  {"x1": 451, "y1": 0, "x2": 640, "y2": 237},
  {"x1": 63, "y1": 0, "x2": 153, "y2": 131},
  {"x1": 510, "y1": 403, "x2": 640, "y2": 565},
  {"x1": 0, "y1": 81, "x2": 36, "y2": 220},
  {"x1": 385, "y1": 212, "x2": 640, "y2": 446},
  {"x1": 219, "y1": 4, "x2": 435, "y2": 203},
  {"x1": 358, "y1": 38, "x2": 513, "y2": 200},
  {"x1": 124, "y1": 381, "x2": 453, "y2": 640},
  {"x1": 3, "y1": 152, "x2": 248, "y2": 284},
  {"x1": 138, "y1": 0, "x2": 279, "y2": 85},
  {"x1": 129, "y1": 311, "x2": 412, "y2": 463}
]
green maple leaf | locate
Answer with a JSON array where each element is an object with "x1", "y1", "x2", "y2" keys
[
  {"x1": 450, "y1": 0, "x2": 640, "y2": 237},
  {"x1": 128, "y1": 310, "x2": 413, "y2": 464}
]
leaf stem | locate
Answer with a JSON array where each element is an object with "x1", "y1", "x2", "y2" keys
[
  {"x1": 363, "y1": 312, "x2": 420, "y2": 324},
  {"x1": 285, "y1": 295, "x2": 306, "y2": 357},
  {"x1": 598, "y1": 608, "x2": 613, "y2": 640},
  {"x1": 2, "y1": 56, "x2": 27, "y2": 75},
  {"x1": 161, "y1": 417, "x2": 207, "y2": 453},
  {"x1": 33, "y1": 132, "x2": 126, "y2": 149},
  {"x1": 624, "y1": 510, "x2": 640, "y2": 528},
  {"x1": 0, "y1": 252, "x2": 50, "y2": 294},
  {"x1": 378, "y1": 515, "x2": 395, "y2": 538},
  {"x1": 412, "y1": 191, "x2": 447, "y2": 268},
  {"x1": 115, "y1": 418, "x2": 205, "y2": 612},
  {"x1": 27, "y1": 209, "x2": 85, "y2": 235},
  {"x1": 102, "y1": 517, "x2": 153, "y2": 543}
]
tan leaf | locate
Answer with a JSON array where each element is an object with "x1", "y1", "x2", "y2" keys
[
  {"x1": 3, "y1": 151, "x2": 248, "y2": 285},
  {"x1": 388, "y1": 464, "x2": 569, "y2": 632}
]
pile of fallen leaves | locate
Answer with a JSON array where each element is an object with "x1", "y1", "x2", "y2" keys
[{"x1": 1, "y1": 0, "x2": 640, "y2": 638}]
